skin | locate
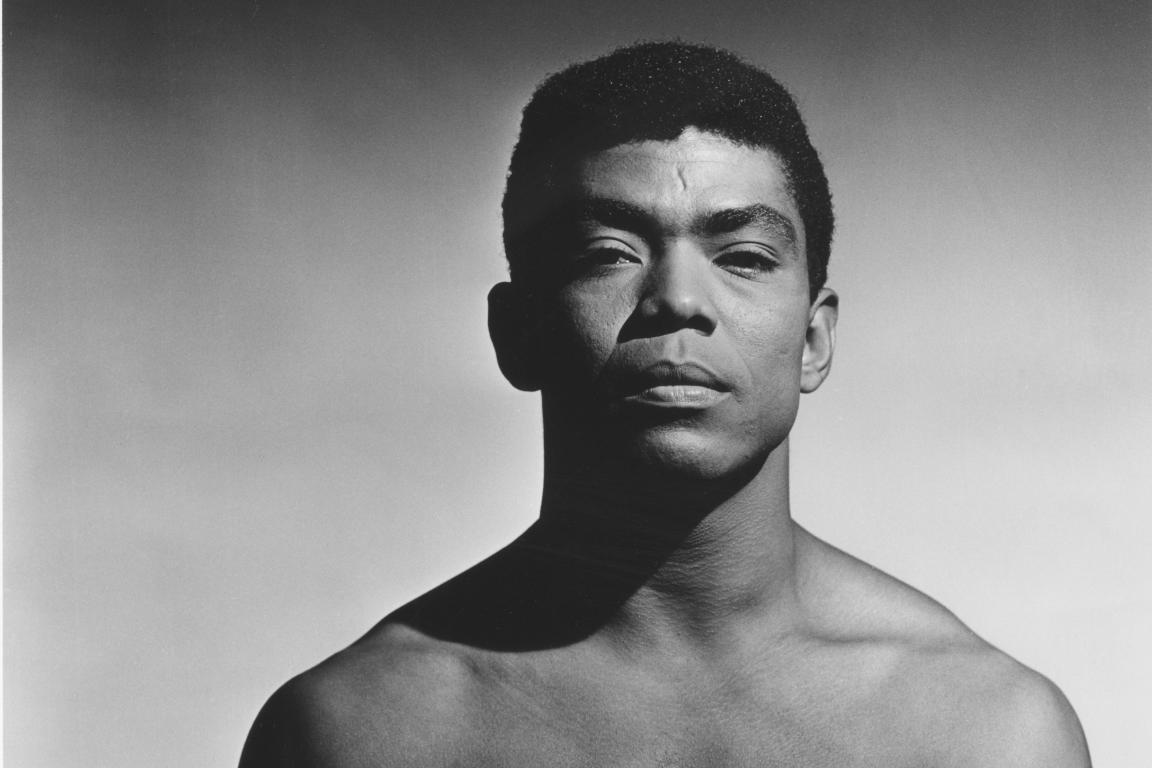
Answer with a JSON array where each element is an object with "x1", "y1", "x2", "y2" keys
[{"x1": 240, "y1": 130, "x2": 1090, "y2": 767}]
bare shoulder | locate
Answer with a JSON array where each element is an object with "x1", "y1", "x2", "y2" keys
[
  {"x1": 794, "y1": 526, "x2": 1090, "y2": 767},
  {"x1": 238, "y1": 622, "x2": 481, "y2": 768},
  {"x1": 934, "y1": 654, "x2": 1091, "y2": 767},
  {"x1": 794, "y1": 525, "x2": 975, "y2": 646}
]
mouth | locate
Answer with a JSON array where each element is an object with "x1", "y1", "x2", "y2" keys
[{"x1": 615, "y1": 362, "x2": 731, "y2": 409}]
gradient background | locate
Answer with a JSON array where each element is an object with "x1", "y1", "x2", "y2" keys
[{"x1": 5, "y1": 1, "x2": 1150, "y2": 766}]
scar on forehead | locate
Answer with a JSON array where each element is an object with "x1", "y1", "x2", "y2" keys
[{"x1": 675, "y1": 165, "x2": 690, "y2": 193}]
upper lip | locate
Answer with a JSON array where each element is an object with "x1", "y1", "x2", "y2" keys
[{"x1": 616, "y1": 361, "x2": 730, "y2": 395}]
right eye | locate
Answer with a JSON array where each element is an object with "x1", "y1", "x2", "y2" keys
[
  {"x1": 558, "y1": 236, "x2": 643, "y2": 283},
  {"x1": 581, "y1": 246, "x2": 639, "y2": 266}
]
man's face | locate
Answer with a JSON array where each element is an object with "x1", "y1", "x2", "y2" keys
[{"x1": 523, "y1": 129, "x2": 828, "y2": 480}]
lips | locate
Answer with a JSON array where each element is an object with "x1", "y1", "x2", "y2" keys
[{"x1": 614, "y1": 361, "x2": 731, "y2": 407}]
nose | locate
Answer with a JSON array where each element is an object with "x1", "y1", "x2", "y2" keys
[{"x1": 627, "y1": 244, "x2": 718, "y2": 337}]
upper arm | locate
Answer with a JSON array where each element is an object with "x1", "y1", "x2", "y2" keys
[
  {"x1": 963, "y1": 671, "x2": 1091, "y2": 768},
  {"x1": 239, "y1": 673, "x2": 373, "y2": 768},
  {"x1": 1003, "y1": 675, "x2": 1090, "y2": 768},
  {"x1": 238, "y1": 677, "x2": 331, "y2": 768},
  {"x1": 238, "y1": 645, "x2": 474, "y2": 768}
]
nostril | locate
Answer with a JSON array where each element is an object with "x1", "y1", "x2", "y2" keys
[
  {"x1": 614, "y1": 252, "x2": 719, "y2": 341},
  {"x1": 619, "y1": 288, "x2": 717, "y2": 341}
]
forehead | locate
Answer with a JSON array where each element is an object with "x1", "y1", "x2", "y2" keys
[{"x1": 570, "y1": 129, "x2": 799, "y2": 234}]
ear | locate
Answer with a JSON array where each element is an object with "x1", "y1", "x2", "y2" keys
[
  {"x1": 488, "y1": 281, "x2": 542, "y2": 392},
  {"x1": 800, "y1": 287, "x2": 838, "y2": 394}
]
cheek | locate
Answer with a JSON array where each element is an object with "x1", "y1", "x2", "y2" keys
[
  {"x1": 541, "y1": 289, "x2": 630, "y2": 381},
  {"x1": 732, "y1": 304, "x2": 808, "y2": 371},
  {"x1": 729, "y1": 312, "x2": 807, "y2": 444},
  {"x1": 725, "y1": 305, "x2": 810, "y2": 430}
]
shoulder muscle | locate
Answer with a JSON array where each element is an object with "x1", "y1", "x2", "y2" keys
[
  {"x1": 239, "y1": 631, "x2": 482, "y2": 768},
  {"x1": 953, "y1": 665, "x2": 1090, "y2": 768},
  {"x1": 239, "y1": 671, "x2": 363, "y2": 768}
]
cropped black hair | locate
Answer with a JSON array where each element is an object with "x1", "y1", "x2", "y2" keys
[{"x1": 502, "y1": 41, "x2": 834, "y2": 301}]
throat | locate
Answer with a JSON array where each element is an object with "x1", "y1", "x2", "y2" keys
[
  {"x1": 524, "y1": 467, "x2": 803, "y2": 651},
  {"x1": 399, "y1": 443, "x2": 803, "y2": 654}
]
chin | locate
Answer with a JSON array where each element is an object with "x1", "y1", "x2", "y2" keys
[{"x1": 623, "y1": 427, "x2": 768, "y2": 484}]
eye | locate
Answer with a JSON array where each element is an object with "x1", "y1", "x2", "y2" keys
[
  {"x1": 714, "y1": 248, "x2": 780, "y2": 280},
  {"x1": 573, "y1": 243, "x2": 641, "y2": 270}
]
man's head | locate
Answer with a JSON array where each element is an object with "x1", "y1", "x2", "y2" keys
[
  {"x1": 502, "y1": 41, "x2": 833, "y2": 301},
  {"x1": 490, "y1": 42, "x2": 838, "y2": 485}
]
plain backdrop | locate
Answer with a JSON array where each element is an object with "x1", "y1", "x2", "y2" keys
[{"x1": 5, "y1": 1, "x2": 1150, "y2": 766}]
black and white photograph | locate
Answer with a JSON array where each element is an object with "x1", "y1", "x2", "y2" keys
[{"x1": 5, "y1": 1, "x2": 1149, "y2": 766}]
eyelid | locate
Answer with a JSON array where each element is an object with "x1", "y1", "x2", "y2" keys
[
  {"x1": 713, "y1": 244, "x2": 781, "y2": 278},
  {"x1": 568, "y1": 238, "x2": 644, "y2": 273},
  {"x1": 716, "y1": 242, "x2": 781, "y2": 263},
  {"x1": 722, "y1": 238, "x2": 779, "y2": 254},
  {"x1": 584, "y1": 236, "x2": 636, "y2": 249},
  {"x1": 579, "y1": 236, "x2": 643, "y2": 258}
]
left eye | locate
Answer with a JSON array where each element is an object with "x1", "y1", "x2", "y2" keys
[{"x1": 714, "y1": 250, "x2": 779, "y2": 278}]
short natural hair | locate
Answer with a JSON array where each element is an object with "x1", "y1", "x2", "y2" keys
[{"x1": 502, "y1": 41, "x2": 834, "y2": 301}]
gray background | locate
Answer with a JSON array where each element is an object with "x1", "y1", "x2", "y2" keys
[{"x1": 6, "y1": 1, "x2": 1150, "y2": 766}]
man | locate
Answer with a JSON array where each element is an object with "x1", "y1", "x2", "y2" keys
[{"x1": 240, "y1": 42, "x2": 1090, "y2": 767}]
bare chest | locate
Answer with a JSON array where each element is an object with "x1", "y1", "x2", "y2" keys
[{"x1": 444, "y1": 663, "x2": 931, "y2": 768}]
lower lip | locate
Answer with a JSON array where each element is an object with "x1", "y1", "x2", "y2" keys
[{"x1": 623, "y1": 385, "x2": 730, "y2": 408}]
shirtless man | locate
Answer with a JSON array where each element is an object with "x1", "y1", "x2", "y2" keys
[{"x1": 240, "y1": 42, "x2": 1090, "y2": 767}]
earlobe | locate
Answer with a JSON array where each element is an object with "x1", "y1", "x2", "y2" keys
[
  {"x1": 800, "y1": 287, "x2": 838, "y2": 394},
  {"x1": 488, "y1": 281, "x2": 542, "y2": 392}
]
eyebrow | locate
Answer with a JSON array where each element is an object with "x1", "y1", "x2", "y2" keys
[
  {"x1": 696, "y1": 204, "x2": 796, "y2": 245},
  {"x1": 570, "y1": 198, "x2": 797, "y2": 248},
  {"x1": 570, "y1": 198, "x2": 655, "y2": 234}
]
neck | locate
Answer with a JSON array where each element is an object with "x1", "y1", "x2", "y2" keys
[{"x1": 521, "y1": 438, "x2": 802, "y2": 652}]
